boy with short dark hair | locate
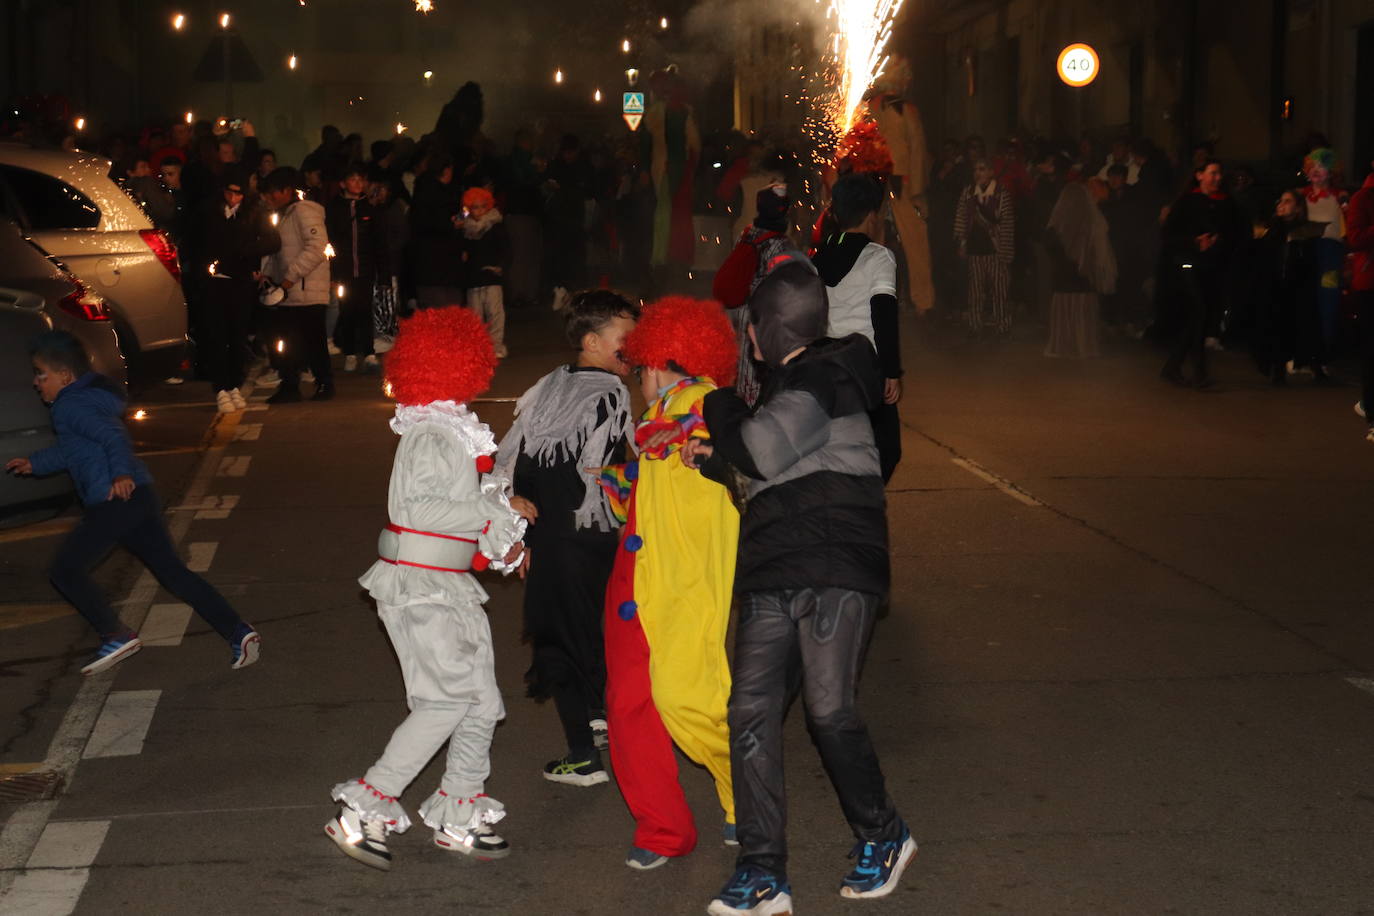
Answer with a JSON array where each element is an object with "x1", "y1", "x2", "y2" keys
[
  {"x1": 461, "y1": 186, "x2": 510, "y2": 358},
  {"x1": 6, "y1": 331, "x2": 260, "y2": 675},
  {"x1": 495, "y1": 290, "x2": 639, "y2": 787}
]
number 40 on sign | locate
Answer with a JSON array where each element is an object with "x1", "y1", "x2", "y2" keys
[{"x1": 1057, "y1": 43, "x2": 1099, "y2": 87}]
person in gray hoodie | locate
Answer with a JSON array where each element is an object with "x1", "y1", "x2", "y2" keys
[{"x1": 683, "y1": 252, "x2": 916, "y2": 916}]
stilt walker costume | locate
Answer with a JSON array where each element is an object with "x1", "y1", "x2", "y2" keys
[
  {"x1": 601, "y1": 297, "x2": 741, "y2": 867},
  {"x1": 325, "y1": 307, "x2": 526, "y2": 871}
]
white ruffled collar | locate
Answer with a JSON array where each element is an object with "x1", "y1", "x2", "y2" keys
[{"x1": 390, "y1": 400, "x2": 497, "y2": 456}]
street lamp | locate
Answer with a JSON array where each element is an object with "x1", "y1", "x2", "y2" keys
[
  {"x1": 184, "y1": 110, "x2": 194, "y2": 124},
  {"x1": 626, "y1": 68, "x2": 639, "y2": 87},
  {"x1": 554, "y1": 69, "x2": 564, "y2": 84},
  {"x1": 594, "y1": 89, "x2": 602, "y2": 102},
  {"x1": 218, "y1": 12, "x2": 231, "y2": 29},
  {"x1": 621, "y1": 38, "x2": 631, "y2": 53},
  {"x1": 660, "y1": 16, "x2": 669, "y2": 29},
  {"x1": 171, "y1": 12, "x2": 186, "y2": 30},
  {"x1": 287, "y1": 54, "x2": 298, "y2": 70}
]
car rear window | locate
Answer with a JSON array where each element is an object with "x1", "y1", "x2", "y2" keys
[{"x1": 0, "y1": 165, "x2": 100, "y2": 230}]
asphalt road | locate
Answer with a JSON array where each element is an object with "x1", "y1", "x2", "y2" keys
[{"x1": 2, "y1": 308, "x2": 1373, "y2": 916}]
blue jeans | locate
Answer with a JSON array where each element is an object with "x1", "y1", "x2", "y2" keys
[{"x1": 51, "y1": 486, "x2": 243, "y2": 641}]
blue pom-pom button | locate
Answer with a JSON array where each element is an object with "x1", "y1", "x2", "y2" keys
[
  {"x1": 624, "y1": 461, "x2": 640, "y2": 481},
  {"x1": 624, "y1": 534, "x2": 644, "y2": 552},
  {"x1": 617, "y1": 600, "x2": 638, "y2": 620}
]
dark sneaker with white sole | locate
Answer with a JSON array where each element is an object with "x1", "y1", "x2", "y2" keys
[
  {"x1": 324, "y1": 807, "x2": 392, "y2": 870},
  {"x1": 838, "y1": 827, "x2": 918, "y2": 899},
  {"x1": 81, "y1": 633, "x2": 142, "y2": 676},
  {"x1": 542, "y1": 753, "x2": 609, "y2": 787},
  {"x1": 433, "y1": 822, "x2": 511, "y2": 860},
  {"x1": 707, "y1": 865, "x2": 793, "y2": 915},
  {"x1": 625, "y1": 845, "x2": 668, "y2": 870}
]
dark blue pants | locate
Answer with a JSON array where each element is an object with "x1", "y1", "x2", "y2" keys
[{"x1": 51, "y1": 486, "x2": 243, "y2": 642}]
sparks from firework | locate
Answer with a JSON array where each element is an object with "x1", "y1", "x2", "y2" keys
[
  {"x1": 414, "y1": 0, "x2": 434, "y2": 12},
  {"x1": 824, "y1": 0, "x2": 903, "y2": 132}
]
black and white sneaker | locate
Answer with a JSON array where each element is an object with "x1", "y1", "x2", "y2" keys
[
  {"x1": 324, "y1": 807, "x2": 392, "y2": 870},
  {"x1": 542, "y1": 753, "x2": 609, "y2": 787},
  {"x1": 433, "y1": 822, "x2": 511, "y2": 860},
  {"x1": 589, "y1": 717, "x2": 609, "y2": 750}
]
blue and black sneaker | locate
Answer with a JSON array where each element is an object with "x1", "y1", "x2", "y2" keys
[
  {"x1": 80, "y1": 633, "x2": 142, "y2": 676},
  {"x1": 838, "y1": 826, "x2": 918, "y2": 899},
  {"x1": 706, "y1": 865, "x2": 793, "y2": 915}
]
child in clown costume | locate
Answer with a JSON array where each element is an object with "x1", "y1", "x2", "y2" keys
[
  {"x1": 324, "y1": 307, "x2": 527, "y2": 871},
  {"x1": 600, "y1": 296, "x2": 741, "y2": 871}
]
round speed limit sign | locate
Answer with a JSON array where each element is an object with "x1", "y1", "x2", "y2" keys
[{"x1": 1057, "y1": 43, "x2": 1099, "y2": 87}]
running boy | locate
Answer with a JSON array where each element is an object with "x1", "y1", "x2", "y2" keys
[
  {"x1": 495, "y1": 289, "x2": 639, "y2": 787},
  {"x1": 603, "y1": 296, "x2": 741, "y2": 870},
  {"x1": 6, "y1": 331, "x2": 260, "y2": 675},
  {"x1": 461, "y1": 186, "x2": 510, "y2": 357},
  {"x1": 683, "y1": 254, "x2": 916, "y2": 914}
]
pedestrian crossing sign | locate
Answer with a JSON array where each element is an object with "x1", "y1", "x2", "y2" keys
[{"x1": 623, "y1": 92, "x2": 645, "y2": 114}]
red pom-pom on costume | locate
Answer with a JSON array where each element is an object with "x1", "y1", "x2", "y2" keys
[
  {"x1": 471, "y1": 553, "x2": 490, "y2": 572},
  {"x1": 385, "y1": 307, "x2": 497, "y2": 406},
  {"x1": 622, "y1": 296, "x2": 739, "y2": 387},
  {"x1": 475, "y1": 455, "x2": 495, "y2": 473}
]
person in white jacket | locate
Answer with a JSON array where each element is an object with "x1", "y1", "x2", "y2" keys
[
  {"x1": 260, "y1": 168, "x2": 335, "y2": 402},
  {"x1": 324, "y1": 306, "x2": 527, "y2": 870}
]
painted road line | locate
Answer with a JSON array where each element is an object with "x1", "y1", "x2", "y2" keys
[
  {"x1": 82, "y1": 691, "x2": 161, "y2": 759},
  {"x1": 216, "y1": 456, "x2": 251, "y2": 477},
  {"x1": 0, "y1": 410, "x2": 241, "y2": 898},
  {"x1": 170, "y1": 495, "x2": 240, "y2": 519},
  {"x1": 0, "y1": 604, "x2": 71, "y2": 631},
  {"x1": 0, "y1": 820, "x2": 111, "y2": 916},
  {"x1": 471, "y1": 397, "x2": 519, "y2": 403},
  {"x1": 0, "y1": 518, "x2": 77, "y2": 545},
  {"x1": 233, "y1": 423, "x2": 262, "y2": 441},
  {"x1": 186, "y1": 542, "x2": 218, "y2": 572},
  {"x1": 951, "y1": 457, "x2": 1045, "y2": 507},
  {"x1": 1346, "y1": 677, "x2": 1374, "y2": 696},
  {"x1": 139, "y1": 604, "x2": 192, "y2": 647},
  {"x1": 245, "y1": 404, "x2": 268, "y2": 412}
]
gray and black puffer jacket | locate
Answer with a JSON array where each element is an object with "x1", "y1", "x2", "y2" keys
[{"x1": 700, "y1": 332, "x2": 889, "y2": 597}]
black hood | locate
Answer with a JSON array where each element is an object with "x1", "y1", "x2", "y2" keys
[
  {"x1": 780, "y1": 334, "x2": 883, "y2": 418},
  {"x1": 811, "y1": 232, "x2": 872, "y2": 287},
  {"x1": 748, "y1": 260, "x2": 828, "y2": 367}
]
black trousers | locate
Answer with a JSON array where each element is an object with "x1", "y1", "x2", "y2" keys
[
  {"x1": 1163, "y1": 264, "x2": 1222, "y2": 380},
  {"x1": 269, "y1": 305, "x2": 333, "y2": 389},
  {"x1": 869, "y1": 403, "x2": 901, "y2": 484},
  {"x1": 333, "y1": 277, "x2": 375, "y2": 357},
  {"x1": 51, "y1": 487, "x2": 243, "y2": 642},
  {"x1": 729, "y1": 587, "x2": 904, "y2": 880},
  {"x1": 202, "y1": 276, "x2": 255, "y2": 392}
]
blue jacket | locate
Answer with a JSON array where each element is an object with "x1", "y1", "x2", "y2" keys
[{"x1": 29, "y1": 373, "x2": 152, "y2": 506}]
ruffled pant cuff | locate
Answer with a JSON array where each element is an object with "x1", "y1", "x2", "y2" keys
[
  {"x1": 331, "y1": 778, "x2": 413, "y2": 833},
  {"x1": 418, "y1": 788, "x2": 506, "y2": 831}
]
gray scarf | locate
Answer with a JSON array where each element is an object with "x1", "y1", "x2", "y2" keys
[{"x1": 495, "y1": 365, "x2": 631, "y2": 532}]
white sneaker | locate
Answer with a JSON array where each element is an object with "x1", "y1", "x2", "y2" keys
[
  {"x1": 327, "y1": 341, "x2": 342, "y2": 356},
  {"x1": 324, "y1": 808, "x2": 392, "y2": 870},
  {"x1": 256, "y1": 368, "x2": 281, "y2": 387},
  {"x1": 164, "y1": 376, "x2": 184, "y2": 386},
  {"x1": 343, "y1": 355, "x2": 358, "y2": 372},
  {"x1": 216, "y1": 390, "x2": 236, "y2": 413},
  {"x1": 301, "y1": 369, "x2": 316, "y2": 384},
  {"x1": 433, "y1": 823, "x2": 510, "y2": 860},
  {"x1": 228, "y1": 388, "x2": 247, "y2": 410},
  {"x1": 1356, "y1": 401, "x2": 1366, "y2": 420}
]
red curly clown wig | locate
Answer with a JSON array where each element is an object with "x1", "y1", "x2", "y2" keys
[
  {"x1": 462, "y1": 186, "x2": 495, "y2": 210},
  {"x1": 385, "y1": 306, "x2": 496, "y2": 406},
  {"x1": 622, "y1": 296, "x2": 738, "y2": 387}
]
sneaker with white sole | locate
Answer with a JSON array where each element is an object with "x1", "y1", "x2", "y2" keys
[
  {"x1": 589, "y1": 717, "x2": 609, "y2": 749},
  {"x1": 230, "y1": 624, "x2": 261, "y2": 669},
  {"x1": 301, "y1": 369, "x2": 316, "y2": 384},
  {"x1": 542, "y1": 753, "x2": 609, "y2": 787},
  {"x1": 216, "y1": 389, "x2": 236, "y2": 413},
  {"x1": 228, "y1": 388, "x2": 247, "y2": 410},
  {"x1": 343, "y1": 355, "x2": 358, "y2": 372},
  {"x1": 256, "y1": 369, "x2": 281, "y2": 387},
  {"x1": 625, "y1": 845, "x2": 668, "y2": 871},
  {"x1": 433, "y1": 822, "x2": 511, "y2": 860},
  {"x1": 1356, "y1": 401, "x2": 1366, "y2": 420},
  {"x1": 707, "y1": 865, "x2": 793, "y2": 915},
  {"x1": 838, "y1": 827, "x2": 918, "y2": 899},
  {"x1": 327, "y1": 341, "x2": 342, "y2": 356},
  {"x1": 164, "y1": 376, "x2": 185, "y2": 386},
  {"x1": 723, "y1": 822, "x2": 739, "y2": 846},
  {"x1": 80, "y1": 633, "x2": 141, "y2": 676},
  {"x1": 324, "y1": 807, "x2": 392, "y2": 870}
]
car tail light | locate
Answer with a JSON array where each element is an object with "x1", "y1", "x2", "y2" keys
[
  {"x1": 59, "y1": 281, "x2": 112, "y2": 321},
  {"x1": 139, "y1": 228, "x2": 182, "y2": 283}
]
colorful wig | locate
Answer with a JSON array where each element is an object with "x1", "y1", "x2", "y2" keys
[
  {"x1": 623, "y1": 296, "x2": 738, "y2": 387},
  {"x1": 385, "y1": 306, "x2": 496, "y2": 406},
  {"x1": 462, "y1": 186, "x2": 495, "y2": 210}
]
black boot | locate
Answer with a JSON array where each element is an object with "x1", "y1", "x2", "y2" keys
[
  {"x1": 311, "y1": 383, "x2": 335, "y2": 401},
  {"x1": 267, "y1": 385, "x2": 302, "y2": 404}
]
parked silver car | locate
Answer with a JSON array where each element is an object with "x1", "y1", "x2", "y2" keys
[
  {"x1": 0, "y1": 287, "x2": 75, "y2": 526},
  {"x1": 0, "y1": 214, "x2": 125, "y2": 387},
  {"x1": 0, "y1": 143, "x2": 187, "y2": 381}
]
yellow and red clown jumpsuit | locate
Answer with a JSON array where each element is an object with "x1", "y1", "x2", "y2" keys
[{"x1": 600, "y1": 377, "x2": 739, "y2": 857}]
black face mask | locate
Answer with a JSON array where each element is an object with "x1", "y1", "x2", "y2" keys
[{"x1": 748, "y1": 261, "x2": 828, "y2": 367}]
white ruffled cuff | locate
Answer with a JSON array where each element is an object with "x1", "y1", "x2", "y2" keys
[
  {"x1": 417, "y1": 789, "x2": 506, "y2": 831},
  {"x1": 331, "y1": 778, "x2": 413, "y2": 833},
  {"x1": 478, "y1": 475, "x2": 527, "y2": 574}
]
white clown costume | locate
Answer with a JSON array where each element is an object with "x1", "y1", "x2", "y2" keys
[{"x1": 325, "y1": 309, "x2": 525, "y2": 871}]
